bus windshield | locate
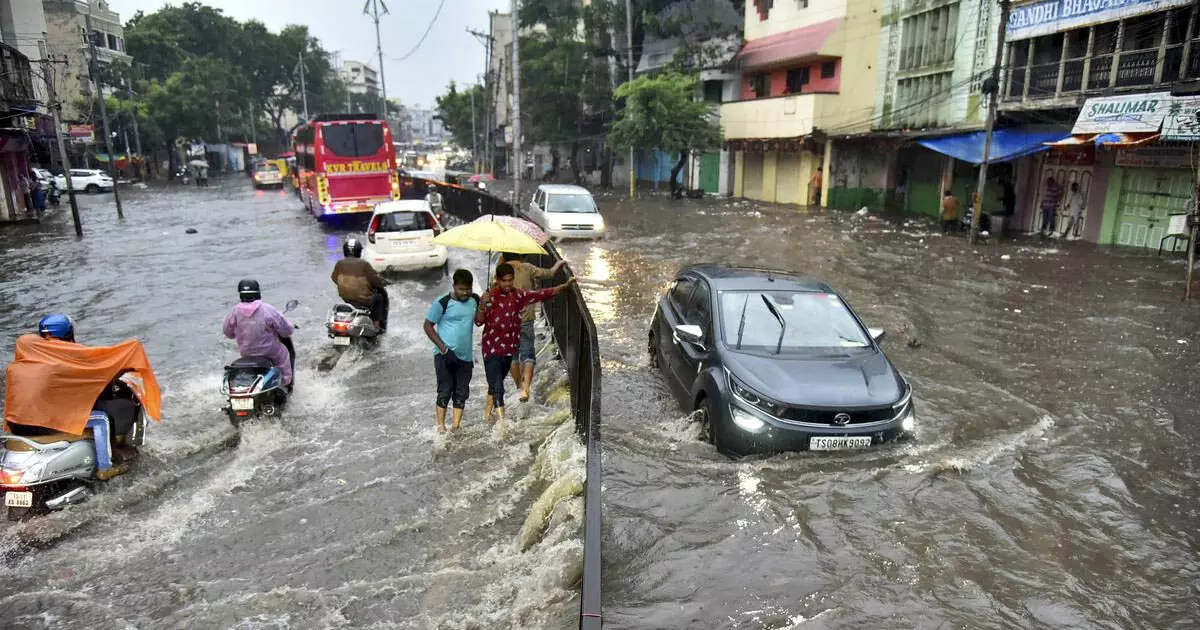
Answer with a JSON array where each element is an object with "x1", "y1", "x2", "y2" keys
[{"x1": 322, "y1": 123, "x2": 384, "y2": 158}]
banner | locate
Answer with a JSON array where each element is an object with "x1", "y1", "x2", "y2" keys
[
  {"x1": 1008, "y1": 0, "x2": 1192, "y2": 40},
  {"x1": 1115, "y1": 146, "x2": 1192, "y2": 168},
  {"x1": 1162, "y1": 97, "x2": 1200, "y2": 141},
  {"x1": 1071, "y1": 93, "x2": 1172, "y2": 134},
  {"x1": 67, "y1": 124, "x2": 94, "y2": 143}
]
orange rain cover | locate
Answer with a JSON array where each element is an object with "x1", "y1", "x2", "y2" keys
[{"x1": 4, "y1": 334, "x2": 163, "y2": 436}]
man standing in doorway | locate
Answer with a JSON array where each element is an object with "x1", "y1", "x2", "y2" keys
[
  {"x1": 1040, "y1": 177, "x2": 1062, "y2": 237},
  {"x1": 1060, "y1": 182, "x2": 1085, "y2": 239},
  {"x1": 808, "y1": 166, "x2": 823, "y2": 206}
]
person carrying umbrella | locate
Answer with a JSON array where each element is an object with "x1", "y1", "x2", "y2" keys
[
  {"x1": 475, "y1": 262, "x2": 575, "y2": 433},
  {"x1": 499, "y1": 252, "x2": 565, "y2": 402}
]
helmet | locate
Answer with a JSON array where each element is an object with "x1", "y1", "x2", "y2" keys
[
  {"x1": 38, "y1": 313, "x2": 75, "y2": 342},
  {"x1": 343, "y1": 237, "x2": 363, "y2": 258},
  {"x1": 428, "y1": 183, "x2": 437, "y2": 191},
  {"x1": 237, "y1": 279, "x2": 261, "y2": 303}
]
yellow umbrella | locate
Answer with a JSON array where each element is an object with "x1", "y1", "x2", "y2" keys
[{"x1": 433, "y1": 220, "x2": 547, "y2": 255}]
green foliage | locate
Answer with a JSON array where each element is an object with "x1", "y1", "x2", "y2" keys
[
  {"x1": 435, "y1": 82, "x2": 485, "y2": 149},
  {"x1": 609, "y1": 72, "x2": 721, "y2": 153}
]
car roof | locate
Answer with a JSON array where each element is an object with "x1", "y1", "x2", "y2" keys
[
  {"x1": 373, "y1": 200, "x2": 431, "y2": 214},
  {"x1": 678, "y1": 264, "x2": 836, "y2": 293},
  {"x1": 538, "y1": 184, "x2": 591, "y2": 195}
]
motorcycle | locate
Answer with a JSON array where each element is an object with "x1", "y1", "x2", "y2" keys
[
  {"x1": 0, "y1": 374, "x2": 148, "y2": 520},
  {"x1": 221, "y1": 300, "x2": 299, "y2": 424},
  {"x1": 327, "y1": 303, "x2": 381, "y2": 347},
  {"x1": 47, "y1": 182, "x2": 61, "y2": 208}
]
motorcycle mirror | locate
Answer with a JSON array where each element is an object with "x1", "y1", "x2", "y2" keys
[{"x1": 285, "y1": 299, "x2": 300, "y2": 312}]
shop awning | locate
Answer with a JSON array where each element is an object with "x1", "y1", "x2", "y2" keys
[
  {"x1": 735, "y1": 18, "x2": 842, "y2": 70},
  {"x1": 1045, "y1": 132, "x2": 1161, "y2": 147},
  {"x1": 916, "y1": 129, "x2": 1070, "y2": 164}
]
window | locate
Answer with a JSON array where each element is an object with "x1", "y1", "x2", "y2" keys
[
  {"x1": 670, "y1": 278, "x2": 697, "y2": 313},
  {"x1": 749, "y1": 73, "x2": 771, "y2": 98},
  {"x1": 685, "y1": 281, "x2": 712, "y2": 331},
  {"x1": 546, "y1": 193, "x2": 597, "y2": 213},
  {"x1": 375, "y1": 211, "x2": 436, "y2": 233},
  {"x1": 320, "y1": 122, "x2": 384, "y2": 157},
  {"x1": 719, "y1": 291, "x2": 871, "y2": 353},
  {"x1": 898, "y1": 3, "x2": 960, "y2": 72},
  {"x1": 786, "y1": 67, "x2": 810, "y2": 93},
  {"x1": 754, "y1": 0, "x2": 774, "y2": 20},
  {"x1": 820, "y1": 61, "x2": 837, "y2": 79},
  {"x1": 90, "y1": 30, "x2": 104, "y2": 47},
  {"x1": 107, "y1": 33, "x2": 118, "y2": 50},
  {"x1": 703, "y1": 80, "x2": 724, "y2": 103}
]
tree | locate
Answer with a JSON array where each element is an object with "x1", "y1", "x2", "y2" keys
[
  {"x1": 435, "y1": 81, "x2": 485, "y2": 152},
  {"x1": 609, "y1": 72, "x2": 722, "y2": 194}
]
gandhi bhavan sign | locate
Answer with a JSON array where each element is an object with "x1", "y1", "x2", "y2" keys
[{"x1": 1008, "y1": 0, "x2": 1192, "y2": 40}]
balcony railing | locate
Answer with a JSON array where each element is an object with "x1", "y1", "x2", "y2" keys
[
  {"x1": 1004, "y1": 39, "x2": 1200, "y2": 104},
  {"x1": 0, "y1": 44, "x2": 36, "y2": 107}
]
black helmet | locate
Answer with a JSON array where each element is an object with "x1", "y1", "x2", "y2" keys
[
  {"x1": 237, "y1": 279, "x2": 261, "y2": 302},
  {"x1": 343, "y1": 237, "x2": 363, "y2": 258}
]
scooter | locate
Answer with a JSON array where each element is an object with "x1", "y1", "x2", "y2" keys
[
  {"x1": 0, "y1": 374, "x2": 148, "y2": 520},
  {"x1": 47, "y1": 182, "x2": 61, "y2": 208},
  {"x1": 221, "y1": 300, "x2": 298, "y2": 425},
  {"x1": 326, "y1": 303, "x2": 381, "y2": 348}
]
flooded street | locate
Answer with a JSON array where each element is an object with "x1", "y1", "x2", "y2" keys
[
  {"x1": 552, "y1": 192, "x2": 1199, "y2": 628},
  {"x1": 0, "y1": 181, "x2": 583, "y2": 629}
]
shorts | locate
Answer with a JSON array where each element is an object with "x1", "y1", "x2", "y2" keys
[{"x1": 518, "y1": 319, "x2": 536, "y2": 365}]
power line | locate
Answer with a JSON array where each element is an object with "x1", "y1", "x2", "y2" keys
[{"x1": 393, "y1": 0, "x2": 447, "y2": 62}]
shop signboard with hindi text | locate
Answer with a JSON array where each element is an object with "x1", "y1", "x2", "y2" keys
[
  {"x1": 1162, "y1": 97, "x2": 1200, "y2": 141},
  {"x1": 1072, "y1": 93, "x2": 1172, "y2": 134},
  {"x1": 1008, "y1": 0, "x2": 1193, "y2": 40}
]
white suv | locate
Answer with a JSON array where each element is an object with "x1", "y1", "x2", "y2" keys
[
  {"x1": 54, "y1": 169, "x2": 114, "y2": 193},
  {"x1": 363, "y1": 200, "x2": 449, "y2": 273},
  {"x1": 527, "y1": 184, "x2": 605, "y2": 241}
]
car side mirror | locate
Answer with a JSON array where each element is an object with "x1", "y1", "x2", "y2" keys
[
  {"x1": 285, "y1": 299, "x2": 300, "y2": 313},
  {"x1": 674, "y1": 324, "x2": 705, "y2": 348},
  {"x1": 869, "y1": 328, "x2": 885, "y2": 343}
]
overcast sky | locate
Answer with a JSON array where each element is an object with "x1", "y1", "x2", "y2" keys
[{"x1": 107, "y1": 0, "x2": 509, "y2": 109}]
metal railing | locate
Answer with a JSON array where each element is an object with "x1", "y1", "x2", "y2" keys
[{"x1": 413, "y1": 177, "x2": 604, "y2": 629}]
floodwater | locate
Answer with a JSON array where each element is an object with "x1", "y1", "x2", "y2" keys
[
  {"x1": 0, "y1": 181, "x2": 584, "y2": 629},
  {"x1": 548, "y1": 192, "x2": 1199, "y2": 629}
]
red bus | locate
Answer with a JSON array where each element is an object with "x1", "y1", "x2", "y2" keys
[{"x1": 292, "y1": 114, "x2": 401, "y2": 219}]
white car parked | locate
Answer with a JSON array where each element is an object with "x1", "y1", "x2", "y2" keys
[
  {"x1": 527, "y1": 184, "x2": 606, "y2": 241},
  {"x1": 364, "y1": 200, "x2": 449, "y2": 273},
  {"x1": 53, "y1": 169, "x2": 114, "y2": 193}
]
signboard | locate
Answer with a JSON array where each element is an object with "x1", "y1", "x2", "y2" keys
[
  {"x1": 1115, "y1": 145, "x2": 1192, "y2": 168},
  {"x1": 1162, "y1": 97, "x2": 1200, "y2": 141},
  {"x1": 1071, "y1": 92, "x2": 1172, "y2": 134},
  {"x1": 1008, "y1": 0, "x2": 1192, "y2": 40},
  {"x1": 67, "y1": 124, "x2": 94, "y2": 143},
  {"x1": 325, "y1": 160, "x2": 389, "y2": 174}
]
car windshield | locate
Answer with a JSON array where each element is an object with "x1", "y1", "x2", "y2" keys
[
  {"x1": 376, "y1": 211, "x2": 435, "y2": 233},
  {"x1": 719, "y1": 291, "x2": 871, "y2": 353},
  {"x1": 546, "y1": 193, "x2": 597, "y2": 213},
  {"x1": 257, "y1": 164, "x2": 280, "y2": 173}
]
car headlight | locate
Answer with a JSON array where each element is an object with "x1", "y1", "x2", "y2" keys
[
  {"x1": 893, "y1": 383, "x2": 915, "y2": 430},
  {"x1": 901, "y1": 408, "x2": 916, "y2": 432},
  {"x1": 728, "y1": 372, "x2": 787, "y2": 417},
  {"x1": 730, "y1": 406, "x2": 767, "y2": 433}
]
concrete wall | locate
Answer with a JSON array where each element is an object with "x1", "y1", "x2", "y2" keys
[{"x1": 745, "y1": 0, "x2": 849, "y2": 39}]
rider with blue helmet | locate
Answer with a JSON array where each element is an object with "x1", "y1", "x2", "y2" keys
[{"x1": 37, "y1": 313, "x2": 75, "y2": 343}]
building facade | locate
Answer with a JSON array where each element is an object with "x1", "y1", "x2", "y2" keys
[
  {"x1": 340, "y1": 59, "x2": 379, "y2": 95},
  {"x1": 0, "y1": 42, "x2": 39, "y2": 220},
  {"x1": 43, "y1": 0, "x2": 131, "y2": 121}
]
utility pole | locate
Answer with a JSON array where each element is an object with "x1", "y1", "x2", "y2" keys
[
  {"x1": 470, "y1": 85, "x2": 478, "y2": 171},
  {"x1": 625, "y1": 0, "x2": 635, "y2": 200},
  {"x1": 40, "y1": 41, "x2": 82, "y2": 237},
  {"x1": 298, "y1": 50, "x2": 310, "y2": 120},
  {"x1": 127, "y1": 65, "x2": 142, "y2": 164},
  {"x1": 970, "y1": 0, "x2": 1012, "y2": 244},
  {"x1": 511, "y1": 2, "x2": 522, "y2": 210},
  {"x1": 469, "y1": 26, "x2": 496, "y2": 174},
  {"x1": 365, "y1": 0, "x2": 390, "y2": 120},
  {"x1": 86, "y1": 13, "x2": 123, "y2": 219}
]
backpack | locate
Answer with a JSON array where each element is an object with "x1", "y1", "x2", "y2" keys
[{"x1": 438, "y1": 293, "x2": 479, "y2": 313}]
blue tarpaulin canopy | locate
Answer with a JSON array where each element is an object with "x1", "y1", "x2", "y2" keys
[{"x1": 916, "y1": 129, "x2": 1070, "y2": 164}]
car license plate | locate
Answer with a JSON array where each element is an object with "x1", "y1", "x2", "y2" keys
[
  {"x1": 230, "y1": 397, "x2": 255, "y2": 411},
  {"x1": 810, "y1": 436, "x2": 872, "y2": 451},
  {"x1": 333, "y1": 336, "x2": 351, "y2": 346},
  {"x1": 5, "y1": 491, "x2": 33, "y2": 508}
]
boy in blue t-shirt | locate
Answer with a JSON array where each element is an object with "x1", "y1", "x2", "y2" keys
[{"x1": 423, "y1": 269, "x2": 480, "y2": 433}]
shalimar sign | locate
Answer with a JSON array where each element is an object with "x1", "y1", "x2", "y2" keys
[
  {"x1": 1008, "y1": 0, "x2": 1192, "y2": 40},
  {"x1": 1071, "y1": 92, "x2": 1172, "y2": 134},
  {"x1": 326, "y1": 160, "x2": 389, "y2": 174}
]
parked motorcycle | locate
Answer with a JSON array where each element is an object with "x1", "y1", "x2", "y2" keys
[
  {"x1": 327, "y1": 303, "x2": 381, "y2": 347},
  {"x1": 0, "y1": 374, "x2": 148, "y2": 520},
  {"x1": 221, "y1": 300, "x2": 298, "y2": 425}
]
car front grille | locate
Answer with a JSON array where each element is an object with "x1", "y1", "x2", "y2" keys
[
  {"x1": 778, "y1": 406, "x2": 894, "y2": 426},
  {"x1": 561, "y1": 224, "x2": 594, "y2": 231}
]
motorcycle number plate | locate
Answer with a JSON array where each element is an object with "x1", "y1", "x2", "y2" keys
[
  {"x1": 333, "y1": 336, "x2": 351, "y2": 346},
  {"x1": 230, "y1": 397, "x2": 255, "y2": 411},
  {"x1": 5, "y1": 491, "x2": 32, "y2": 508}
]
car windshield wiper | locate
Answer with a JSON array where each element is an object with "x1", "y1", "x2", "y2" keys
[
  {"x1": 735, "y1": 294, "x2": 751, "y2": 349},
  {"x1": 760, "y1": 294, "x2": 786, "y2": 355}
]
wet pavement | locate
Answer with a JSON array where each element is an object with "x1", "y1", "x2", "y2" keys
[
  {"x1": 543, "y1": 191, "x2": 1198, "y2": 629},
  {"x1": 0, "y1": 180, "x2": 584, "y2": 629}
]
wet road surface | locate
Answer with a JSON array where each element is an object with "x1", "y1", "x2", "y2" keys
[
  {"x1": 548, "y1": 192, "x2": 1198, "y2": 629},
  {"x1": 0, "y1": 181, "x2": 584, "y2": 629}
]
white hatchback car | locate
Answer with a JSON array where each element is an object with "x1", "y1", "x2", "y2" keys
[
  {"x1": 53, "y1": 169, "x2": 114, "y2": 193},
  {"x1": 364, "y1": 200, "x2": 449, "y2": 273},
  {"x1": 527, "y1": 184, "x2": 606, "y2": 241}
]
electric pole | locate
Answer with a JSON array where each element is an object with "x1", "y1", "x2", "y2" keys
[
  {"x1": 469, "y1": 26, "x2": 496, "y2": 174},
  {"x1": 470, "y1": 86, "x2": 478, "y2": 171},
  {"x1": 40, "y1": 41, "x2": 82, "y2": 237},
  {"x1": 127, "y1": 65, "x2": 142, "y2": 167},
  {"x1": 625, "y1": 0, "x2": 635, "y2": 200},
  {"x1": 365, "y1": 0, "x2": 390, "y2": 120},
  {"x1": 86, "y1": 13, "x2": 123, "y2": 219},
  {"x1": 970, "y1": 0, "x2": 1012, "y2": 244},
  {"x1": 511, "y1": 2, "x2": 522, "y2": 210},
  {"x1": 298, "y1": 51, "x2": 310, "y2": 120}
]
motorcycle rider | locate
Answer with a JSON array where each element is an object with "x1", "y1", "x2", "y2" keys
[
  {"x1": 331, "y1": 237, "x2": 390, "y2": 332},
  {"x1": 425, "y1": 183, "x2": 445, "y2": 221},
  {"x1": 222, "y1": 280, "x2": 296, "y2": 390}
]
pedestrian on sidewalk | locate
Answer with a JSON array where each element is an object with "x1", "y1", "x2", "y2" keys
[
  {"x1": 808, "y1": 167, "x2": 823, "y2": 206},
  {"x1": 423, "y1": 269, "x2": 480, "y2": 434},
  {"x1": 1060, "y1": 182, "x2": 1085, "y2": 239},
  {"x1": 476, "y1": 262, "x2": 575, "y2": 433},
  {"x1": 499, "y1": 252, "x2": 567, "y2": 402},
  {"x1": 940, "y1": 189, "x2": 960, "y2": 233},
  {"x1": 1040, "y1": 177, "x2": 1062, "y2": 236}
]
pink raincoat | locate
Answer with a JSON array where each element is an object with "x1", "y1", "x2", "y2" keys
[{"x1": 221, "y1": 301, "x2": 295, "y2": 385}]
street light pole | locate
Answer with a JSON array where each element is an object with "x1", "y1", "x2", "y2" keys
[
  {"x1": 970, "y1": 0, "x2": 1012, "y2": 244},
  {"x1": 298, "y1": 50, "x2": 310, "y2": 120},
  {"x1": 39, "y1": 40, "x2": 82, "y2": 237},
  {"x1": 470, "y1": 86, "x2": 478, "y2": 172},
  {"x1": 365, "y1": 0, "x2": 391, "y2": 120},
  {"x1": 625, "y1": 0, "x2": 635, "y2": 200},
  {"x1": 86, "y1": 13, "x2": 123, "y2": 219},
  {"x1": 511, "y1": 1, "x2": 522, "y2": 210}
]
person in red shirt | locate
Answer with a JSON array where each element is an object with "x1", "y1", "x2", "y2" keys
[{"x1": 475, "y1": 262, "x2": 575, "y2": 431}]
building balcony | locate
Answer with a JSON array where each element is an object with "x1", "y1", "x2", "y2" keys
[
  {"x1": 721, "y1": 93, "x2": 838, "y2": 141},
  {"x1": 0, "y1": 44, "x2": 36, "y2": 109}
]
